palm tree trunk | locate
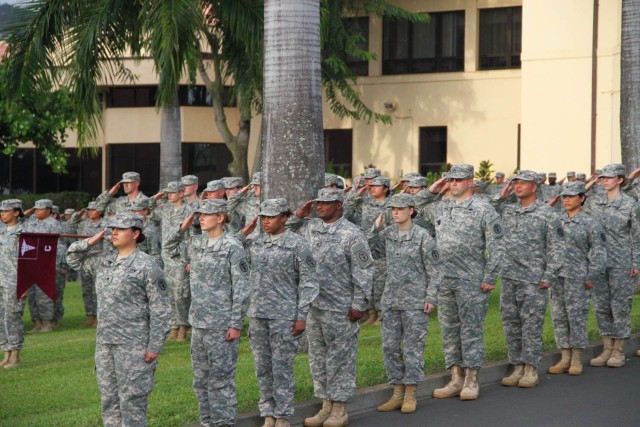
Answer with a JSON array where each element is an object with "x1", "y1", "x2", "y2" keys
[
  {"x1": 261, "y1": 0, "x2": 324, "y2": 208},
  {"x1": 159, "y1": 97, "x2": 183, "y2": 189},
  {"x1": 621, "y1": 0, "x2": 640, "y2": 168}
]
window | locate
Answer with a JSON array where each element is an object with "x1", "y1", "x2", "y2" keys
[
  {"x1": 343, "y1": 17, "x2": 370, "y2": 77},
  {"x1": 108, "y1": 144, "x2": 160, "y2": 195},
  {"x1": 479, "y1": 7, "x2": 522, "y2": 70},
  {"x1": 324, "y1": 129, "x2": 353, "y2": 177},
  {"x1": 182, "y1": 143, "x2": 233, "y2": 187},
  {"x1": 383, "y1": 11, "x2": 465, "y2": 75},
  {"x1": 419, "y1": 127, "x2": 447, "y2": 175},
  {"x1": 0, "y1": 149, "x2": 34, "y2": 194},
  {"x1": 178, "y1": 86, "x2": 235, "y2": 107},
  {"x1": 106, "y1": 85, "x2": 235, "y2": 108}
]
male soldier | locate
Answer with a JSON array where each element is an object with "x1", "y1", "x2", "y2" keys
[
  {"x1": 484, "y1": 172, "x2": 506, "y2": 197},
  {"x1": 229, "y1": 172, "x2": 261, "y2": 239},
  {"x1": 392, "y1": 172, "x2": 422, "y2": 193},
  {"x1": 292, "y1": 189, "x2": 373, "y2": 427},
  {"x1": 182, "y1": 175, "x2": 201, "y2": 235},
  {"x1": 566, "y1": 171, "x2": 576, "y2": 182},
  {"x1": 494, "y1": 170, "x2": 565, "y2": 388},
  {"x1": 223, "y1": 177, "x2": 246, "y2": 232},
  {"x1": 96, "y1": 171, "x2": 149, "y2": 214},
  {"x1": 419, "y1": 165, "x2": 504, "y2": 400},
  {"x1": 201, "y1": 180, "x2": 226, "y2": 200},
  {"x1": 576, "y1": 173, "x2": 587, "y2": 182},
  {"x1": 130, "y1": 199, "x2": 163, "y2": 268},
  {"x1": 51, "y1": 205, "x2": 69, "y2": 328},
  {"x1": 324, "y1": 173, "x2": 344, "y2": 189}
]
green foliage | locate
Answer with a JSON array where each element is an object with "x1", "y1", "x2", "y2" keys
[
  {"x1": 325, "y1": 160, "x2": 349, "y2": 178},
  {"x1": 475, "y1": 159, "x2": 495, "y2": 181},
  {"x1": 0, "y1": 192, "x2": 93, "y2": 211}
]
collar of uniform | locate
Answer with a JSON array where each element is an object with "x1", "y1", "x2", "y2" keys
[
  {"x1": 603, "y1": 193, "x2": 625, "y2": 208},
  {"x1": 264, "y1": 230, "x2": 290, "y2": 246},
  {"x1": 110, "y1": 249, "x2": 140, "y2": 268},
  {"x1": 516, "y1": 198, "x2": 543, "y2": 213},
  {"x1": 452, "y1": 196, "x2": 474, "y2": 210},
  {"x1": 388, "y1": 224, "x2": 415, "y2": 241},
  {"x1": 314, "y1": 218, "x2": 342, "y2": 234},
  {"x1": 561, "y1": 212, "x2": 583, "y2": 224}
]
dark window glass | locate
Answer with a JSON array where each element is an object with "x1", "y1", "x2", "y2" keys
[
  {"x1": 419, "y1": 127, "x2": 447, "y2": 175},
  {"x1": 0, "y1": 149, "x2": 34, "y2": 194},
  {"x1": 182, "y1": 143, "x2": 233, "y2": 188},
  {"x1": 106, "y1": 85, "x2": 234, "y2": 108},
  {"x1": 178, "y1": 85, "x2": 235, "y2": 107},
  {"x1": 324, "y1": 129, "x2": 352, "y2": 177},
  {"x1": 343, "y1": 17, "x2": 370, "y2": 76},
  {"x1": 479, "y1": 7, "x2": 522, "y2": 70},
  {"x1": 383, "y1": 11, "x2": 465, "y2": 75},
  {"x1": 108, "y1": 144, "x2": 160, "y2": 194}
]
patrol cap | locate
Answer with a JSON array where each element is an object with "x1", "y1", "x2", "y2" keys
[
  {"x1": 447, "y1": 164, "x2": 474, "y2": 180},
  {"x1": 513, "y1": 170, "x2": 538, "y2": 182},
  {"x1": 52, "y1": 205, "x2": 60, "y2": 214},
  {"x1": 595, "y1": 169, "x2": 603, "y2": 174},
  {"x1": 576, "y1": 173, "x2": 586, "y2": 180},
  {"x1": 0, "y1": 199, "x2": 23, "y2": 211},
  {"x1": 107, "y1": 212, "x2": 144, "y2": 229},
  {"x1": 407, "y1": 176, "x2": 428, "y2": 188},
  {"x1": 222, "y1": 177, "x2": 244, "y2": 189},
  {"x1": 314, "y1": 188, "x2": 343, "y2": 203},
  {"x1": 548, "y1": 172, "x2": 557, "y2": 179},
  {"x1": 259, "y1": 198, "x2": 289, "y2": 217},
  {"x1": 364, "y1": 168, "x2": 381, "y2": 179},
  {"x1": 599, "y1": 164, "x2": 625, "y2": 178},
  {"x1": 196, "y1": 199, "x2": 228, "y2": 215},
  {"x1": 495, "y1": 172, "x2": 505, "y2": 178},
  {"x1": 561, "y1": 182, "x2": 586, "y2": 196},
  {"x1": 129, "y1": 199, "x2": 150, "y2": 211},
  {"x1": 120, "y1": 171, "x2": 141, "y2": 183},
  {"x1": 250, "y1": 172, "x2": 261, "y2": 186},
  {"x1": 64, "y1": 208, "x2": 75, "y2": 215},
  {"x1": 401, "y1": 172, "x2": 422, "y2": 182},
  {"x1": 163, "y1": 181, "x2": 185, "y2": 193},
  {"x1": 388, "y1": 193, "x2": 415, "y2": 208},
  {"x1": 537, "y1": 173, "x2": 547, "y2": 180},
  {"x1": 86, "y1": 201, "x2": 105, "y2": 212},
  {"x1": 370, "y1": 176, "x2": 390, "y2": 187},
  {"x1": 34, "y1": 199, "x2": 53, "y2": 209},
  {"x1": 181, "y1": 175, "x2": 198, "y2": 186},
  {"x1": 204, "y1": 180, "x2": 225, "y2": 192},
  {"x1": 566, "y1": 171, "x2": 576, "y2": 177},
  {"x1": 324, "y1": 173, "x2": 343, "y2": 188}
]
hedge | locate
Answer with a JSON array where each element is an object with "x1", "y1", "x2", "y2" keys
[{"x1": 0, "y1": 191, "x2": 93, "y2": 211}]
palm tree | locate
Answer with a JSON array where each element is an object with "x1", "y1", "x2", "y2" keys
[{"x1": 621, "y1": 0, "x2": 640, "y2": 169}]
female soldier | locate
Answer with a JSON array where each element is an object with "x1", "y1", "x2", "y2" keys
[
  {"x1": 548, "y1": 182, "x2": 606, "y2": 375},
  {"x1": 240, "y1": 198, "x2": 318, "y2": 427},
  {"x1": 67, "y1": 212, "x2": 171, "y2": 427},
  {"x1": 0, "y1": 200, "x2": 27, "y2": 369},
  {"x1": 166, "y1": 199, "x2": 250, "y2": 427},
  {"x1": 370, "y1": 194, "x2": 440, "y2": 414}
]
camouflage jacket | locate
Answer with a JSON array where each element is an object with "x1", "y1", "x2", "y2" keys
[
  {"x1": 559, "y1": 211, "x2": 607, "y2": 282},
  {"x1": 95, "y1": 191, "x2": 149, "y2": 215},
  {"x1": 25, "y1": 216, "x2": 66, "y2": 267},
  {"x1": 348, "y1": 194, "x2": 392, "y2": 258},
  {"x1": 0, "y1": 221, "x2": 26, "y2": 310}
]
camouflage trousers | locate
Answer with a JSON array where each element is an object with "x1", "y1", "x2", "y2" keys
[
  {"x1": 27, "y1": 284, "x2": 54, "y2": 321},
  {"x1": 80, "y1": 271, "x2": 98, "y2": 317},
  {"x1": 191, "y1": 328, "x2": 239, "y2": 427},
  {"x1": 438, "y1": 277, "x2": 489, "y2": 369},
  {"x1": 370, "y1": 257, "x2": 387, "y2": 311},
  {"x1": 164, "y1": 261, "x2": 191, "y2": 329},
  {"x1": 501, "y1": 278, "x2": 548, "y2": 367},
  {"x1": 550, "y1": 277, "x2": 591, "y2": 349},
  {"x1": 249, "y1": 318, "x2": 300, "y2": 420},
  {"x1": 95, "y1": 343, "x2": 157, "y2": 427},
  {"x1": 53, "y1": 272, "x2": 66, "y2": 322},
  {"x1": 593, "y1": 268, "x2": 635, "y2": 339},
  {"x1": 307, "y1": 307, "x2": 359, "y2": 402},
  {"x1": 381, "y1": 309, "x2": 429, "y2": 385},
  {"x1": 0, "y1": 286, "x2": 26, "y2": 351}
]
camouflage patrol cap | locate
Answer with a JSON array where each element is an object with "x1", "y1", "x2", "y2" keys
[
  {"x1": 250, "y1": 172, "x2": 261, "y2": 186},
  {"x1": 129, "y1": 199, "x2": 150, "y2": 211},
  {"x1": 324, "y1": 173, "x2": 342, "y2": 188},
  {"x1": 0, "y1": 199, "x2": 23, "y2": 211},
  {"x1": 196, "y1": 199, "x2": 228, "y2": 215},
  {"x1": 64, "y1": 208, "x2": 75, "y2": 215},
  {"x1": 599, "y1": 164, "x2": 625, "y2": 178},
  {"x1": 222, "y1": 177, "x2": 244, "y2": 189},
  {"x1": 181, "y1": 175, "x2": 198, "y2": 186},
  {"x1": 561, "y1": 182, "x2": 586, "y2": 196},
  {"x1": 566, "y1": 171, "x2": 576, "y2": 177},
  {"x1": 107, "y1": 212, "x2": 144, "y2": 229},
  {"x1": 34, "y1": 199, "x2": 53, "y2": 209},
  {"x1": 120, "y1": 171, "x2": 141, "y2": 183},
  {"x1": 370, "y1": 176, "x2": 390, "y2": 187},
  {"x1": 576, "y1": 173, "x2": 586, "y2": 180},
  {"x1": 364, "y1": 168, "x2": 381, "y2": 179},
  {"x1": 447, "y1": 164, "x2": 474, "y2": 180},
  {"x1": 52, "y1": 205, "x2": 60, "y2": 214},
  {"x1": 401, "y1": 172, "x2": 422, "y2": 182},
  {"x1": 548, "y1": 172, "x2": 557, "y2": 179},
  {"x1": 407, "y1": 176, "x2": 428, "y2": 188},
  {"x1": 314, "y1": 188, "x2": 344, "y2": 203},
  {"x1": 495, "y1": 172, "x2": 505, "y2": 178},
  {"x1": 595, "y1": 169, "x2": 602, "y2": 174},
  {"x1": 537, "y1": 173, "x2": 547, "y2": 180},
  {"x1": 86, "y1": 201, "x2": 104, "y2": 212},
  {"x1": 204, "y1": 180, "x2": 225, "y2": 192},
  {"x1": 259, "y1": 198, "x2": 289, "y2": 217},
  {"x1": 163, "y1": 181, "x2": 185, "y2": 193},
  {"x1": 513, "y1": 170, "x2": 538, "y2": 182},
  {"x1": 388, "y1": 193, "x2": 415, "y2": 208}
]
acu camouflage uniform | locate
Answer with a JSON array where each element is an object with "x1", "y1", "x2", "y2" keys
[{"x1": 0, "y1": 220, "x2": 27, "y2": 352}]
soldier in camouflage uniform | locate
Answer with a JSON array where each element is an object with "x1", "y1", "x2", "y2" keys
[
  {"x1": 583, "y1": 164, "x2": 640, "y2": 368},
  {"x1": 182, "y1": 175, "x2": 202, "y2": 235},
  {"x1": 548, "y1": 182, "x2": 606, "y2": 376},
  {"x1": 67, "y1": 212, "x2": 170, "y2": 427},
  {"x1": 50, "y1": 205, "x2": 69, "y2": 328},
  {"x1": 166, "y1": 199, "x2": 250, "y2": 427},
  {"x1": 0, "y1": 200, "x2": 27, "y2": 369},
  {"x1": 484, "y1": 172, "x2": 506, "y2": 197},
  {"x1": 223, "y1": 177, "x2": 245, "y2": 232},
  {"x1": 493, "y1": 170, "x2": 565, "y2": 388},
  {"x1": 130, "y1": 199, "x2": 163, "y2": 269},
  {"x1": 290, "y1": 189, "x2": 373, "y2": 427},
  {"x1": 367, "y1": 193, "x2": 440, "y2": 413},
  {"x1": 239, "y1": 198, "x2": 319, "y2": 427},
  {"x1": 229, "y1": 172, "x2": 261, "y2": 239},
  {"x1": 202, "y1": 180, "x2": 226, "y2": 200},
  {"x1": 95, "y1": 171, "x2": 149, "y2": 214}
]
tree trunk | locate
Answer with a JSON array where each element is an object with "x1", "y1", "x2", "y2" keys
[
  {"x1": 621, "y1": 0, "x2": 640, "y2": 169},
  {"x1": 261, "y1": 0, "x2": 324, "y2": 208},
  {"x1": 159, "y1": 97, "x2": 183, "y2": 189}
]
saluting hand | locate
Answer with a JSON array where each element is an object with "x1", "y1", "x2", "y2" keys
[
  {"x1": 241, "y1": 216, "x2": 259, "y2": 236},
  {"x1": 429, "y1": 176, "x2": 447, "y2": 194},
  {"x1": 374, "y1": 212, "x2": 385, "y2": 229},
  {"x1": 296, "y1": 200, "x2": 313, "y2": 218},
  {"x1": 23, "y1": 207, "x2": 34, "y2": 217},
  {"x1": 357, "y1": 185, "x2": 370, "y2": 196},
  {"x1": 88, "y1": 229, "x2": 107, "y2": 247},
  {"x1": 180, "y1": 213, "x2": 196, "y2": 232},
  {"x1": 108, "y1": 182, "x2": 122, "y2": 197},
  {"x1": 499, "y1": 180, "x2": 514, "y2": 199},
  {"x1": 547, "y1": 195, "x2": 560, "y2": 207},
  {"x1": 152, "y1": 191, "x2": 166, "y2": 201}
]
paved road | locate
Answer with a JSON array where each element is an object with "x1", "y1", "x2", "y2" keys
[{"x1": 349, "y1": 357, "x2": 640, "y2": 427}]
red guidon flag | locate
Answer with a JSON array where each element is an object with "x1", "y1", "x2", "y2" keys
[{"x1": 17, "y1": 232, "x2": 59, "y2": 301}]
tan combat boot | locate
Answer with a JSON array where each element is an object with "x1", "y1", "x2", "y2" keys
[
  {"x1": 460, "y1": 368, "x2": 479, "y2": 400},
  {"x1": 568, "y1": 348, "x2": 583, "y2": 375},
  {"x1": 27, "y1": 320, "x2": 43, "y2": 334},
  {"x1": 167, "y1": 328, "x2": 179, "y2": 342},
  {"x1": 39, "y1": 320, "x2": 54, "y2": 333},
  {"x1": 4, "y1": 350, "x2": 20, "y2": 369},
  {"x1": 373, "y1": 310, "x2": 382, "y2": 326},
  {"x1": 176, "y1": 325, "x2": 188, "y2": 342},
  {"x1": 377, "y1": 384, "x2": 404, "y2": 412},
  {"x1": 401, "y1": 384, "x2": 417, "y2": 413},
  {"x1": 0, "y1": 351, "x2": 10, "y2": 368},
  {"x1": 518, "y1": 364, "x2": 538, "y2": 388},
  {"x1": 83, "y1": 316, "x2": 97, "y2": 327},
  {"x1": 590, "y1": 336, "x2": 613, "y2": 367},
  {"x1": 304, "y1": 399, "x2": 332, "y2": 426},
  {"x1": 636, "y1": 348, "x2": 640, "y2": 357},
  {"x1": 361, "y1": 309, "x2": 378, "y2": 326},
  {"x1": 548, "y1": 348, "x2": 571, "y2": 374},
  {"x1": 274, "y1": 418, "x2": 290, "y2": 427},
  {"x1": 261, "y1": 416, "x2": 276, "y2": 427},
  {"x1": 501, "y1": 364, "x2": 524, "y2": 387},
  {"x1": 433, "y1": 365, "x2": 464, "y2": 398},
  {"x1": 606, "y1": 339, "x2": 626, "y2": 368},
  {"x1": 323, "y1": 402, "x2": 348, "y2": 427}
]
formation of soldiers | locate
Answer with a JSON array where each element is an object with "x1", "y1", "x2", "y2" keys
[{"x1": 0, "y1": 162, "x2": 639, "y2": 427}]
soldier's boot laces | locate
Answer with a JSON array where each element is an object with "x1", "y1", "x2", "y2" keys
[
  {"x1": 460, "y1": 368, "x2": 479, "y2": 400},
  {"x1": 433, "y1": 365, "x2": 464, "y2": 398},
  {"x1": 501, "y1": 364, "x2": 524, "y2": 387},
  {"x1": 304, "y1": 400, "x2": 332, "y2": 426},
  {"x1": 176, "y1": 326, "x2": 188, "y2": 342},
  {"x1": 361, "y1": 309, "x2": 378, "y2": 326},
  {"x1": 27, "y1": 320, "x2": 43, "y2": 334},
  {"x1": 401, "y1": 384, "x2": 417, "y2": 413},
  {"x1": 568, "y1": 348, "x2": 583, "y2": 375},
  {"x1": 517, "y1": 364, "x2": 538, "y2": 388},
  {"x1": 261, "y1": 416, "x2": 276, "y2": 427},
  {"x1": 0, "y1": 351, "x2": 10, "y2": 368},
  {"x1": 548, "y1": 348, "x2": 571, "y2": 374},
  {"x1": 274, "y1": 418, "x2": 290, "y2": 427},
  {"x1": 167, "y1": 328, "x2": 179, "y2": 342},
  {"x1": 4, "y1": 350, "x2": 20, "y2": 369},
  {"x1": 323, "y1": 401, "x2": 348, "y2": 427},
  {"x1": 606, "y1": 339, "x2": 626, "y2": 368},
  {"x1": 39, "y1": 320, "x2": 54, "y2": 333},
  {"x1": 377, "y1": 384, "x2": 404, "y2": 412},
  {"x1": 590, "y1": 336, "x2": 613, "y2": 367}
]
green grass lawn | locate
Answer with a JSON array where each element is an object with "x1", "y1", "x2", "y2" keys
[{"x1": 1, "y1": 282, "x2": 639, "y2": 427}]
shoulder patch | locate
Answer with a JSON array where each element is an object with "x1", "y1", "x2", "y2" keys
[
  {"x1": 487, "y1": 211, "x2": 504, "y2": 238},
  {"x1": 352, "y1": 240, "x2": 373, "y2": 269},
  {"x1": 157, "y1": 278, "x2": 167, "y2": 291},
  {"x1": 550, "y1": 218, "x2": 565, "y2": 239},
  {"x1": 635, "y1": 206, "x2": 640, "y2": 220},
  {"x1": 298, "y1": 245, "x2": 316, "y2": 269},
  {"x1": 423, "y1": 238, "x2": 441, "y2": 263}
]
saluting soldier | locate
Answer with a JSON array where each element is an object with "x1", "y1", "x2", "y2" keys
[{"x1": 95, "y1": 171, "x2": 149, "y2": 214}]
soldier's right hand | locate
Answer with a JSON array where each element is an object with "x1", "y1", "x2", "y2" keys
[
  {"x1": 180, "y1": 213, "x2": 196, "y2": 231},
  {"x1": 88, "y1": 228, "x2": 107, "y2": 246},
  {"x1": 241, "y1": 216, "x2": 259, "y2": 236},
  {"x1": 152, "y1": 191, "x2": 166, "y2": 201},
  {"x1": 499, "y1": 180, "x2": 514, "y2": 199},
  {"x1": 108, "y1": 182, "x2": 122, "y2": 197},
  {"x1": 240, "y1": 184, "x2": 252, "y2": 194},
  {"x1": 357, "y1": 185, "x2": 370, "y2": 196},
  {"x1": 547, "y1": 195, "x2": 560, "y2": 206},
  {"x1": 428, "y1": 176, "x2": 447, "y2": 194},
  {"x1": 24, "y1": 207, "x2": 34, "y2": 217},
  {"x1": 374, "y1": 212, "x2": 385, "y2": 229},
  {"x1": 296, "y1": 200, "x2": 313, "y2": 218}
]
